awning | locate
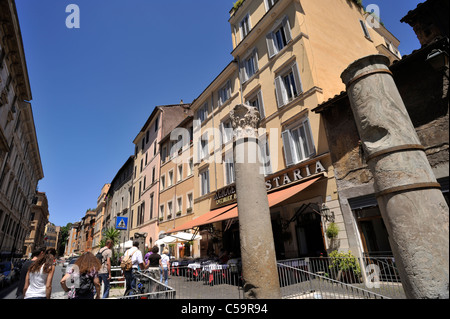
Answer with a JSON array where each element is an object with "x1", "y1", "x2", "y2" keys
[
  {"x1": 155, "y1": 232, "x2": 202, "y2": 246},
  {"x1": 168, "y1": 204, "x2": 237, "y2": 233},
  {"x1": 267, "y1": 176, "x2": 320, "y2": 207},
  {"x1": 167, "y1": 176, "x2": 321, "y2": 233}
]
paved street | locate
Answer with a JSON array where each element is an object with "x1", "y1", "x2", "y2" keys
[{"x1": 1, "y1": 264, "x2": 66, "y2": 299}]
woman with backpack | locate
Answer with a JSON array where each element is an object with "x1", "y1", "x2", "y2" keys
[
  {"x1": 60, "y1": 252, "x2": 102, "y2": 299},
  {"x1": 23, "y1": 253, "x2": 56, "y2": 299}
]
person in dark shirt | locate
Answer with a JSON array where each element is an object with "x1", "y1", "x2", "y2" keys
[
  {"x1": 16, "y1": 247, "x2": 45, "y2": 299},
  {"x1": 147, "y1": 246, "x2": 161, "y2": 285}
]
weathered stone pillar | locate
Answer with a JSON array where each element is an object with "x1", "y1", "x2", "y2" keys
[
  {"x1": 230, "y1": 104, "x2": 281, "y2": 299},
  {"x1": 341, "y1": 55, "x2": 449, "y2": 299}
]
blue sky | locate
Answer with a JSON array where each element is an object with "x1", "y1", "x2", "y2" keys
[{"x1": 14, "y1": 0, "x2": 424, "y2": 227}]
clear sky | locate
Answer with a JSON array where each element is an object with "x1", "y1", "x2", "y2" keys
[{"x1": 14, "y1": 0, "x2": 424, "y2": 227}]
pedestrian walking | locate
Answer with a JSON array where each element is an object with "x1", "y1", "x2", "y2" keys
[
  {"x1": 160, "y1": 248, "x2": 170, "y2": 286},
  {"x1": 23, "y1": 253, "x2": 56, "y2": 299},
  {"x1": 147, "y1": 246, "x2": 161, "y2": 282},
  {"x1": 122, "y1": 241, "x2": 147, "y2": 293},
  {"x1": 97, "y1": 239, "x2": 113, "y2": 298},
  {"x1": 16, "y1": 247, "x2": 45, "y2": 299},
  {"x1": 60, "y1": 252, "x2": 101, "y2": 299}
]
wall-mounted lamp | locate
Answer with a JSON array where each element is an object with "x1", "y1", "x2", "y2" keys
[
  {"x1": 319, "y1": 204, "x2": 335, "y2": 222},
  {"x1": 426, "y1": 49, "x2": 449, "y2": 71}
]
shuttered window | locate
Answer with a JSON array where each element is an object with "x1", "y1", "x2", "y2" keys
[
  {"x1": 247, "y1": 90, "x2": 265, "y2": 119},
  {"x1": 218, "y1": 80, "x2": 232, "y2": 107},
  {"x1": 240, "y1": 49, "x2": 259, "y2": 83},
  {"x1": 274, "y1": 62, "x2": 303, "y2": 107},
  {"x1": 282, "y1": 118, "x2": 315, "y2": 167},
  {"x1": 266, "y1": 16, "x2": 292, "y2": 59}
]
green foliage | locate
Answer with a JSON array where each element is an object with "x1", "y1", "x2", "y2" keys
[
  {"x1": 326, "y1": 222, "x2": 339, "y2": 239},
  {"x1": 99, "y1": 227, "x2": 121, "y2": 247},
  {"x1": 233, "y1": 0, "x2": 245, "y2": 11},
  {"x1": 329, "y1": 250, "x2": 361, "y2": 277}
]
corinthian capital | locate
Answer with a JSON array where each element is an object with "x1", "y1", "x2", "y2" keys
[{"x1": 230, "y1": 104, "x2": 260, "y2": 139}]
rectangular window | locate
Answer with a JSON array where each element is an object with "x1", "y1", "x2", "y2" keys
[
  {"x1": 159, "y1": 205, "x2": 165, "y2": 220},
  {"x1": 167, "y1": 201, "x2": 173, "y2": 218},
  {"x1": 187, "y1": 193, "x2": 193, "y2": 210},
  {"x1": 152, "y1": 167, "x2": 156, "y2": 184},
  {"x1": 177, "y1": 197, "x2": 182, "y2": 215},
  {"x1": 282, "y1": 118, "x2": 316, "y2": 166},
  {"x1": 177, "y1": 164, "x2": 183, "y2": 182},
  {"x1": 188, "y1": 157, "x2": 194, "y2": 176},
  {"x1": 161, "y1": 175, "x2": 166, "y2": 190},
  {"x1": 240, "y1": 14, "x2": 251, "y2": 40},
  {"x1": 266, "y1": 16, "x2": 292, "y2": 58},
  {"x1": 221, "y1": 118, "x2": 233, "y2": 144},
  {"x1": 246, "y1": 90, "x2": 265, "y2": 119},
  {"x1": 199, "y1": 133, "x2": 209, "y2": 161},
  {"x1": 200, "y1": 169, "x2": 210, "y2": 196},
  {"x1": 225, "y1": 160, "x2": 236, "y2": 185},
  {"x1": 218, "y1": 80, "x2": 232, "y2": 107},
  {"x1": 241, "y1": 49, "x2": 259, "y2": 83},
  {"x1": 264, "y1": 0, "x2": 279, "y2": 11},
  {"x1": 274, "y1": 62, "x2": 303, "y2": 107},
  {"x1": 197, "y1": 102, "x2": 209, "y2": 123},
  {"x1": 360, "y1": 20, "x2": 371, "y2": 39},
  {"x1": 149, "y1": 193, "x2": 154, "y2": 220},
  {"x1": 168, "y1": 170, "x2": 174, "y2": 187}
]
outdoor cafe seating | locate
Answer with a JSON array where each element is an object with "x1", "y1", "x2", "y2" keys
[{"x1": 169, "y1": 257, "x2": 242, "y2": 286}]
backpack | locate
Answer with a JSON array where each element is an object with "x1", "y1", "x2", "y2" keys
[
  {"x1": 95, "y1": 247, "x2": 107, "y2": 265},
  {"x1": 75, "y1": 274, "x2": 94, "y2": 296},
  {"x1": 120, "y1": 248, "x2": 137, "y2": 271}
]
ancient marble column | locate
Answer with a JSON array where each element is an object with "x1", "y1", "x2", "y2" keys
[
  {"x1": 230, "y1": 104, "x2": 281, "y2": 299},
  {"x1": 341, "y1": 55, "x2": 449, "y2": 299}
]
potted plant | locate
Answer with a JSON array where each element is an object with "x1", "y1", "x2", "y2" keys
[
  {"x1": 176, "y1": 210, "x2": 182, "y2": 216},
  {"x1": 329, "y1": 250, "x2": 362, "y2": 284},
  {"x1": 186, "y1": 207, "x2": 193, "y2": 214},
  {"x1": 326, "y1": 222, "x2": 339, "y2": 239}
]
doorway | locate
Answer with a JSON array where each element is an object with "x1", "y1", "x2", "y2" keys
[
  {"x1": 354, "y1": 206, "x2": 392, "y2": 257},
  {"x1": 295, "y1": 209, "x2": 326, "y2": 257}
]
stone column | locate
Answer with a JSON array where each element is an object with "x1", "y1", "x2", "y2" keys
[
  {"x1": 230, "y1": 104, "x2": 281, "y2": 299},
  {"x1": 341, "y1": 55, "x2": 449, "y2": 299}
]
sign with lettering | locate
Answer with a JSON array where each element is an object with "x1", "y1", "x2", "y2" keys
[
  {"x1": 213, "y1": 160, "x2": 326, "y2": 207},
  {"x1": 214, "y1": 185, "x2": 236, "y2": 205},
  {"x1": 265, "y1": 160, "x2": 326, "y2": 191}
]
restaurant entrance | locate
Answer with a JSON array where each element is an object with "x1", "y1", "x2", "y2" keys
[{"x1": 295, "y1": 209, "x2": 326, "y2": 257}]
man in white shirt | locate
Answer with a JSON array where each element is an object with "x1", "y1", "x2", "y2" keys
[{"x1": 123, "y1": 241, "x2": 148, "y2": 292}]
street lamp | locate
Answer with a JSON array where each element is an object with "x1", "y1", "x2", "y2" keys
[
  {"x1": 426, "y1": 49, "x2": 449, "y2": 71},
  {"x1": 319, "y1": 204, "x2": 335, "y2": 222}
]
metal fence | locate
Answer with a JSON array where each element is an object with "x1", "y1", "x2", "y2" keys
[
  {"x1": 167, "y1": 262, "x2": 243, "y2": 299},
  {"x1": 108, "y1": 256, "x2": 405, "y2": 299},
  {"x1": 108, "y1": 267, "x2": 176, "y2": 299},
  {"x1": 278, "y1": 257, "x2": 405, "y2": 299}
]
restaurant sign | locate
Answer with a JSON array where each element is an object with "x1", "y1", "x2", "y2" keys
[
  {"x1": 214, "y1": 185, "x2": 236, "y2": 205},
  {"x1": 214, "y1": 160, "x2": 326, "y2": 206},
  {"x1": 265, "y1": 160, "x2": 326, "y2": 191}
]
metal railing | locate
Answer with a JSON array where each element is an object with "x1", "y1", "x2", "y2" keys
[
  {"x1": 108, "y1": 268, "x2": 176, "y2": 299},
  {"x1": 108, "y1": 256, "x2": 405, "y2": 299},
  {"x1": 277, "y1": 257, "x2": 405, "y2": 299},
  {"x1": 167, "y1": 262, "x2": 243, "y2": 299},
  {"x1": 278, "y1": 262, "x2": 388, "y2": 299}
]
